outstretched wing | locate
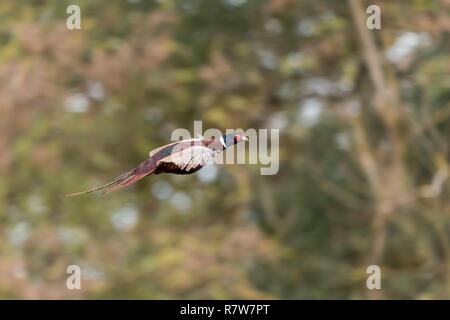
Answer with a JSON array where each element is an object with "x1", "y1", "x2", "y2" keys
[
  {"x1": 149, "y1": 138, "x2": 203, "y2": 158},
  {"x1": 156, "y1": 145, "x2": 216, "y2": 174}
]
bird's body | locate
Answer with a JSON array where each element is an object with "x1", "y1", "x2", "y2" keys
[{"x1": 67, "y1": 133, "x2": 247, "y2": 196}]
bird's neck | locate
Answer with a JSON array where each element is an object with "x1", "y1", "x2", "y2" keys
[{"x1": 204, "y1": 139, "x2": 227, "y2": 152}]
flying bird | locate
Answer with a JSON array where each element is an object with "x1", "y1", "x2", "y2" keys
[{"x1": 67, "y1": 132, "x2": 248, "y2": 196}]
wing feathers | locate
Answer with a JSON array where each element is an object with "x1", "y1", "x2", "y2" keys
[
  {"x1": 157, "y1": 145, "x2": 215, "y2": 172},
  {"x1": 149, "y1": 138, "x2": 203, "y2": 158}
]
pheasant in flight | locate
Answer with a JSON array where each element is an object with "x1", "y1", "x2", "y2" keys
[{"x1": 67, "y1": 132, "x2": 248, "y2": 196}]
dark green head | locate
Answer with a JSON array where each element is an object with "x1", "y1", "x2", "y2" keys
[{"x1": 219, "y1": 132, "x2": 248, "y2": 149}]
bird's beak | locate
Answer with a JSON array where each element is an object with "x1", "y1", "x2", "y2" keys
[{"x1": 241, "y1": 135, "x2": 249, "y2": 141}]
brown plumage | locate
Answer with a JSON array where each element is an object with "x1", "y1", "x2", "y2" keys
[{"x1": 66, "y1": 133, "x2": 248, "y2": 196}]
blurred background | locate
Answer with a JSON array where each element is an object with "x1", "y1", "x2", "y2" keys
[{"x1": 0, "y1": 0, "x2": 449, "y2": 299}]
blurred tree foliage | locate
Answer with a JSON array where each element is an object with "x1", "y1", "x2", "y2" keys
[{"x1": 0, "y1": 0, "x2": 449, "y2": 299}]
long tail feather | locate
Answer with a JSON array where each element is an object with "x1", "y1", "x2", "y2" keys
[
  {"x1": 67, "y1": 158, "x2": 157, "y2": 197},
  {"x1": 101, "y1": 172, "x2": 148, "y2": 195},
  {"x1": 66, "y1": 170, "x2": 137, "y2": 197}
]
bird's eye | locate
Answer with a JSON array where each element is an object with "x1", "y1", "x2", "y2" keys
[{"x1": 234, "y1": 134, "x2": 241, "y2": 142}]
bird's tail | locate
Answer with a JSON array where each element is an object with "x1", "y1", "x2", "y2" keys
[{"x1": 66, "y1": 169, "x2": 148, "y2": 197}]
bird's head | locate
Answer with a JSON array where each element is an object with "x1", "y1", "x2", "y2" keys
[{"x1": 219, "y1": 132, "x2": 248, "y2": 149}]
